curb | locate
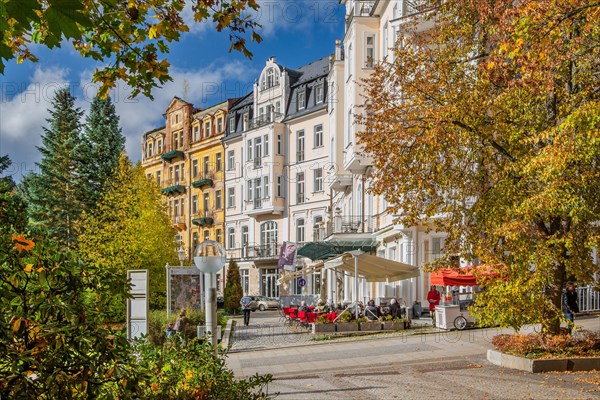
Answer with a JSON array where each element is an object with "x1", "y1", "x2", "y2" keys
[
  {"x1": 221, "y1": 319, "x2": 235, "y2": 350},
  {"x1": 487, "y1": 349, "x2": 600, "y2": 373}
]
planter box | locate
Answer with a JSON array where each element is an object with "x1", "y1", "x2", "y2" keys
[
  {"x1": 360, "y1": 321, "x2": 382, "y2": 332},
  {"x1": 382, "y1": 321, "x2": 405, "y2": 331},
  {"x1": 487, "y1": 350, "x2": 600, "y2": 373},
  {"x1": 335, "y1": 322, "x2": 359, "y2": 332},
  {"x1": 312, "y1": 323, "x2": 336, "y2": 334}
]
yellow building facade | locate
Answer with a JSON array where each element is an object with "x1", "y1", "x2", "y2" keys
[{"x1": 141, "y1": 97, "x2": 230, "y2": 262}]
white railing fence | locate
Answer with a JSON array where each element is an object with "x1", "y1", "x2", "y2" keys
[{"x1": 577, "y1": 285, "x2": 600, "y2": 313}]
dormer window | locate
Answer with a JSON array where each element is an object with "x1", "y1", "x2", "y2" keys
[
  {"x1": 261, "y1": 67, "x2": 279, "y2": 90},
  {"x1": 315, "y1": 84, "x2": 324, "y2": 104},
  {"x1": 297, "y1": 89, "x2": 306, "y2": 111}
]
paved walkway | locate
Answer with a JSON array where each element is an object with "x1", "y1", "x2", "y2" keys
[{"x1": 225, "y1": 313, "x2": 600, "y2": 399}]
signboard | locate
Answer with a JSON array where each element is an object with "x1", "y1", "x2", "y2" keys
[
  {"x1": 298, "y1": 277, "x2": 306, "y2": 287},
  {"x1": 127, "y1": 270, "x2": 148, "y2": 340},
  {"x1": 278, "y1": 241, "x2": 298, "y2": 272},
  {"x1": 167, "y1": 266, "x2": 203, "y2": 316}
]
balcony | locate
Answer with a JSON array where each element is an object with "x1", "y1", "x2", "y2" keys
[
  {"x1": 225, "y1": 242, "x2": 281, "y2": 261},
  {"x1": 191, "y1": 177, "x2": 214, "y2": 189},
  {"x1": 192, "y1": 216, "x2": 214, "y2": 227},
  {"x1": 245, "y1": 198, "x2": 284, "y2": 217},
  {"x1": 327, "y1": 172, "x2": 353, "y2": 192},
  {"x1": 343, "y1": 142, "x2": 372, "y2": 174},
  {"x1": 394, "y1": 0, "x2": 437, "y2": 34},
  {"x1": 326, "y1": 215, "x2": 374, "y2": 237},
  {"x1": 161, "y1": 149, "x2": 184, "y2": 163},
  {"x1": 162, "y1": 179, "x2": 186, "y2": 196},
  {"x1": 246, "y1": 112, "x2": 284, "y2": 131},
  {"x1": 173, "y1": 216, "x2": 186, "y2": 231}
]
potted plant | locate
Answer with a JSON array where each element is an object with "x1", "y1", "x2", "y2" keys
[
  {"x1": 359, "y1": 317, "x2": 382, "y2": 332},
  {"x1": 312, "y1": 314, "x2": 336, "y2": 333},
  {"x1": 382, "y1": 315, "x2": 406, "y2": 331},
  {"x1": 335, "y1": 311, "x2": 359, "y2": 332}
]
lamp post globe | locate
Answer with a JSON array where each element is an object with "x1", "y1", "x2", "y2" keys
[
  {"x1": 193, "y1": 240, "x2": 226, "y2": 355},
  {"x1": 177, "y1": 246, "x2": 185, "y2": 267}
]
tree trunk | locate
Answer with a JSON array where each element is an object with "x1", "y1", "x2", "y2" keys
[{"x1": 544, "y1": 262, "x2": 566, "y2": 334}]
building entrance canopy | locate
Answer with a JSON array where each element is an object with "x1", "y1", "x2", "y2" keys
[{"x1": 323, "y1": 253, "x2": 420, "y2": 283}]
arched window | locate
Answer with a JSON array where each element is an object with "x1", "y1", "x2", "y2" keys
[
  {"x1": 261, "y1": 67, "x2": 279, "y2": 90},
  {"x1": 260, "y1": 221, "x2": 278, "y2": 256}
]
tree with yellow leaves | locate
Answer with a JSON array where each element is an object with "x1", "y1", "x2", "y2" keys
[
  {"x1": 360, "y1": 0, "x2": 600, "y2": 333},
  {"x1": 78, "y1": 153, "x2": 177, "y2": 313}
]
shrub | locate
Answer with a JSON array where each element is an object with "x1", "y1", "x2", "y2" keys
[
  {"x1": 315, "y1": 314, "x2": 332, "y2": 324},
  {"x1": 148, "y1": 310, "x2": 228, "y2": 345},
  {"x1": 337, "y1": 312, "x2": 353, "y2": 323},
  {"x1": 492, "y1": 331, "x2": 600, "y2": 358}
]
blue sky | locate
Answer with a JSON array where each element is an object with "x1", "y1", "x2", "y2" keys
[{"x1": 0, "y1": 0, "x2": 345, "y2": 181}]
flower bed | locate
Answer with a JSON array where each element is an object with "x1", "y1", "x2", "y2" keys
[{"x1": 492, "y1": 330, "x2": 600, "y2": 359}]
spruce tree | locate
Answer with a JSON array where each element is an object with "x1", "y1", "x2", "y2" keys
[
  {"x1": 23, "y1": 88, "x2": 84, "y2": 248},
  {"x1": 0, "y1": 155, "x2": 28, "y2": 236},
  {"x1": 77, "y1": 95, "x2": 125, "y2": 209},
  {"x1": 224, "y1": 259, "x2": 243, "y2": 315}
]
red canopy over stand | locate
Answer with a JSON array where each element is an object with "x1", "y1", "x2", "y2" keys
[{"x1": 430, "y1": 265, "x2": 499, "y2": 286}]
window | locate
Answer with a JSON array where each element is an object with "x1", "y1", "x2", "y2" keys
[
  {"x1": 173, "y1": 130, "x2": 183, "y2": 149},
  {"x1": 203, "y1": 156, "x2": 210, "y2": 177},
  {"x1": 365, "y1": 33, "x2": 376, "y2": 68},
  {"x1": 296, "y1": 172, "x2": 305, "y2": 204},
  {"x1": 314, "y1": 124, "x2": 323, "y2": 148},
  {"x1": 277, "y1": 134, "x2": 282, "y2": 155},
  {"x1": 227, "y1": 150, "x2": 235, "y2": 171},
  {"x1": 254, "y1": 177, "x2": 262, "y2": 206},
  {"x1": 227, "y1": 187, "x2": 235, "y2": 208},
  {"x1": 217, "y1": 117, "x2": 223, "y2": 133},
  {"x1": 227, "y1": 228, "x2": 235, "y2": 249},
  {"x1": 261, "y1": 67, "x2": 279, "y2": 90},
  {"x1": 192, "y1": 232, "x2": 199, "y2": 252},
  {"x1": 260, "y1": 221, "x2": 278, "y2": 254},
  {"x1": 263, "y1": 176, "x2": 269, "y2": 198},
  {"x1": 247, "y1": 179, "x2": 253, "y2": 202},
  {"x1": 263, "y1": 134, "x2": 270, "y2": 156},
  {"x1": 229, "y1": 116, "x2": 235, "y2": 133},
  {"x1": 146, "y1": 142, "x2": 153, "y2": 158},
  {"x1": 204, "y1": 230, "x2": 210, "y2": 242},
  {"x1": 192, "y1": 159, "x2": 198, "y2": 179},
  {"x1": 204, "y1": 121, "x2": 211, "y2": 137},
  {"x1": 193, "y1": 125, "x2": 200, "y2": 142},
  {"x1": 243, "y1": 112, "x2": 249, "y2": 131},
  {"x1": 314, "y1": 168, "x2": 323, "y2": 192},
  {"x1": 216, "y1": 153, "x2": 222, "y2": 172},
  {"x1": 275, "y1": 101, "x2": 281, "y2": 114},
  {"x1": 156, "y1": 171, "x2": 161, "y2": 185},
  {"x1": 313, "y1": 215, "x2": 323, "y2": 241},
  {"x1": 215, "y1": 190, "x2": 222, "y2": 209},
  {"x1": 297, "y1": 130, "x2": 305, "y2": 162},
  {"x1": 315, "y1": 84, "x2": 324, "y2": 104},
  {"x1": 296, "y1": 218, "x2": 305, "y2": 243},
  {"x1": 247, "y1": 139, "x2": 253, "y2": 161},
  {"x1": 192, "y1": 195, "x2": 198, "y2": 214},
  {"x1": 432, "y1": 237, "x2": 443, "y2": 260},
  {"x1": 173, "y1": 199, "x2": 179, "y2": 217},
  {"x1": 347, "y1": 109, "x2": 353, "y2": 145},
  {"x1": 297, "y1": 90, "x2": 305, "y2": 110},
  {"x1": 240, "y1": 269, "x2": 249, "y2": 295},
  {"x1": 276, "y1": 176, "x2": 283, "y2": 197},
  {"x1": 216, "y1": 229, "x2": 222, "y2": 244},
  {"x1": 157, "y1": 139, "x2": 163, "y2": 154},
  {"x1": 254, "y1": 137, "x2": 262, "y2": 167},
  {"x1": 203, "y1": 193, "x2": 210, "y2": 213},
  {"x1": 241, "y1": 226, "x2": 249, "y2": 257}
]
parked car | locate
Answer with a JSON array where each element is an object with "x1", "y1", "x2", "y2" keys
[{"x1": 251, "y1": 296, "x2": 280, "y2": 311}]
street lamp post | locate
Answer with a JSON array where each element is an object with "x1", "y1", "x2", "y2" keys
[
  {"x1": 194, "y1": 240, "x2": 226, "y2": 356},
  {"x1": 177, "y1": 246, "x2": 185, "y2": 267}
]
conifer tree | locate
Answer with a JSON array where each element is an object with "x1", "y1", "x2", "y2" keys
[
  {"x1": 0, "y1": 156, "x2": 27, "y2": 236},
  {"x1": 23, "y1": 88, "x2": 83, "y2": 248},
  {"x1": 77, "y1": 95, "x2": 125, "y2": 210},
  {"x1": 224, "y1": 259, "x2": 243, "y2": 315}
]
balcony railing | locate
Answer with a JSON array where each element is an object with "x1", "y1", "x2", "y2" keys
[
  {"x1": 402, "y1": 0, "x2": 432, "y2": 17},
  {"x1": 225, "y1": 242, "x2": 281, "y2": 260},
  {"x1": 326, "y1": 215, "x2": 374, "y2": 236},
  {"x1": 161, "y1": 179, "x2": 187, "y2": 195},
  {"x1": 247, "y1": 112, "x2": 284, "y2": 130},
  {"x1": 577, "y1": 286, "x2": 600, "y2": 313}
]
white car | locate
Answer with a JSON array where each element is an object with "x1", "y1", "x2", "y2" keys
[{"x1": 251, "y1": 296, "x2": 280, "y2": 311}]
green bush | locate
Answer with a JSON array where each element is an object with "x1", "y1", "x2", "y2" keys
[{"x1": 148, "y1": 310, "x2": 228, "y2": 345}]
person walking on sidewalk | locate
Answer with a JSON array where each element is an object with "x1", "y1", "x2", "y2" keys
[
  {"x1": 562, "y1": 281, "x2": 579, "y2": 334},
  {"x1": 240, "y1": 295, "x2": 252, "y2": 326}
]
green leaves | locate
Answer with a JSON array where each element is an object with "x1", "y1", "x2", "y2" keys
[{"x1": 43, "y1": 0, "x2": 91, "y2": 46}]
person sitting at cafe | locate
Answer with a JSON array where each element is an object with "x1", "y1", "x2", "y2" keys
[
  {"x1": 315, "y1": 300, "x2": 327, "y2": 313},
  {"x1": 298, "y1": 300, "x2": 309, "y2": 312},
  {"x1": 365, "y1": 300, "x2": 380, "y2": 320},
  {"x1": 389, "y1": 298, "x2": 401, "y2": 319}
]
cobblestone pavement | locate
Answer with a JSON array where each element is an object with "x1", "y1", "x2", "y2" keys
[{"x1": 226, "y1": 313, "x2": 600, "y2": 399}]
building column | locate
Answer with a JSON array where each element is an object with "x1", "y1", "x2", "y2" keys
[
  {"x1": 343, "y1": 272, "x2": 350, "y2": 303},
  {"x1": 327, "y1": 268, "x2": 334, "y2": 305}
]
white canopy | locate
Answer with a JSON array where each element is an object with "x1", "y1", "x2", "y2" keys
[{"x1": 323, "y1": 252, "x2": 420, "y2": 282}]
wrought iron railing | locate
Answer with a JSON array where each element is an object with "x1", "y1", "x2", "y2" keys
[
  {"x1": 226, "y1": 242, "x2": 281, "y2": 260},
  {"x1": 326, "y1": 215, "x2": 374, "y2": 236},
  {"x1": 162, "y1": 178, "x2": 187, "y2": 188},
  {"x1": 247, "y1": 112, "x2": 284, "y2": 130}
]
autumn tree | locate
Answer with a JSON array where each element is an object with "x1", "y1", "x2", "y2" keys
[
  {"x1": 0, "y1": 0, "x2": 262, "y2": 98},
  {"x1": 78, "y1": 154, "x2": 177, "y2": 314},
  {"x1": 224, "y1": 259, "x2": 243, "y2": 314},
  {"x1": 360, "y1": 0, "x2": 600, "y2": 333}
]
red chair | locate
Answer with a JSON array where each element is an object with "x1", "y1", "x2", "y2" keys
[
  {"x1": 288, "y1": 309, "x2": 298, "y2": 324},
  {"x1": 308, "y1": 305, "x2": 316, "y2": 311},
  {"x1": 298, "y1": 310, "x2": 308, "y2": 324}
]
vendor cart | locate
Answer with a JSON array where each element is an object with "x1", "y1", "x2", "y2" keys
[{"x1": 435, "y1": 293, "x2": 476, "y2": 330}]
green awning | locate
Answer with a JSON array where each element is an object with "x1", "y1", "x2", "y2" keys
[{"x1": 297, "y1": 240, "x2": 376, "y2": 261}]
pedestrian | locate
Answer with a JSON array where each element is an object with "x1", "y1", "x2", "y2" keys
[
  {"x1": 240, "y1": 295, "x2": 252, "y2": 326},
  {"x1": 427, "y1": 285, "x2": 441, "y2": 324},
  {"x1": 165, "y1": 322, "x2": 176, "y2": 338},
  {"x1": 389, "y1": 298, "x2": 401, "y2": 319},
  {"x1": 562, "y1": 281, "x2": 579, "y2": 334}
]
